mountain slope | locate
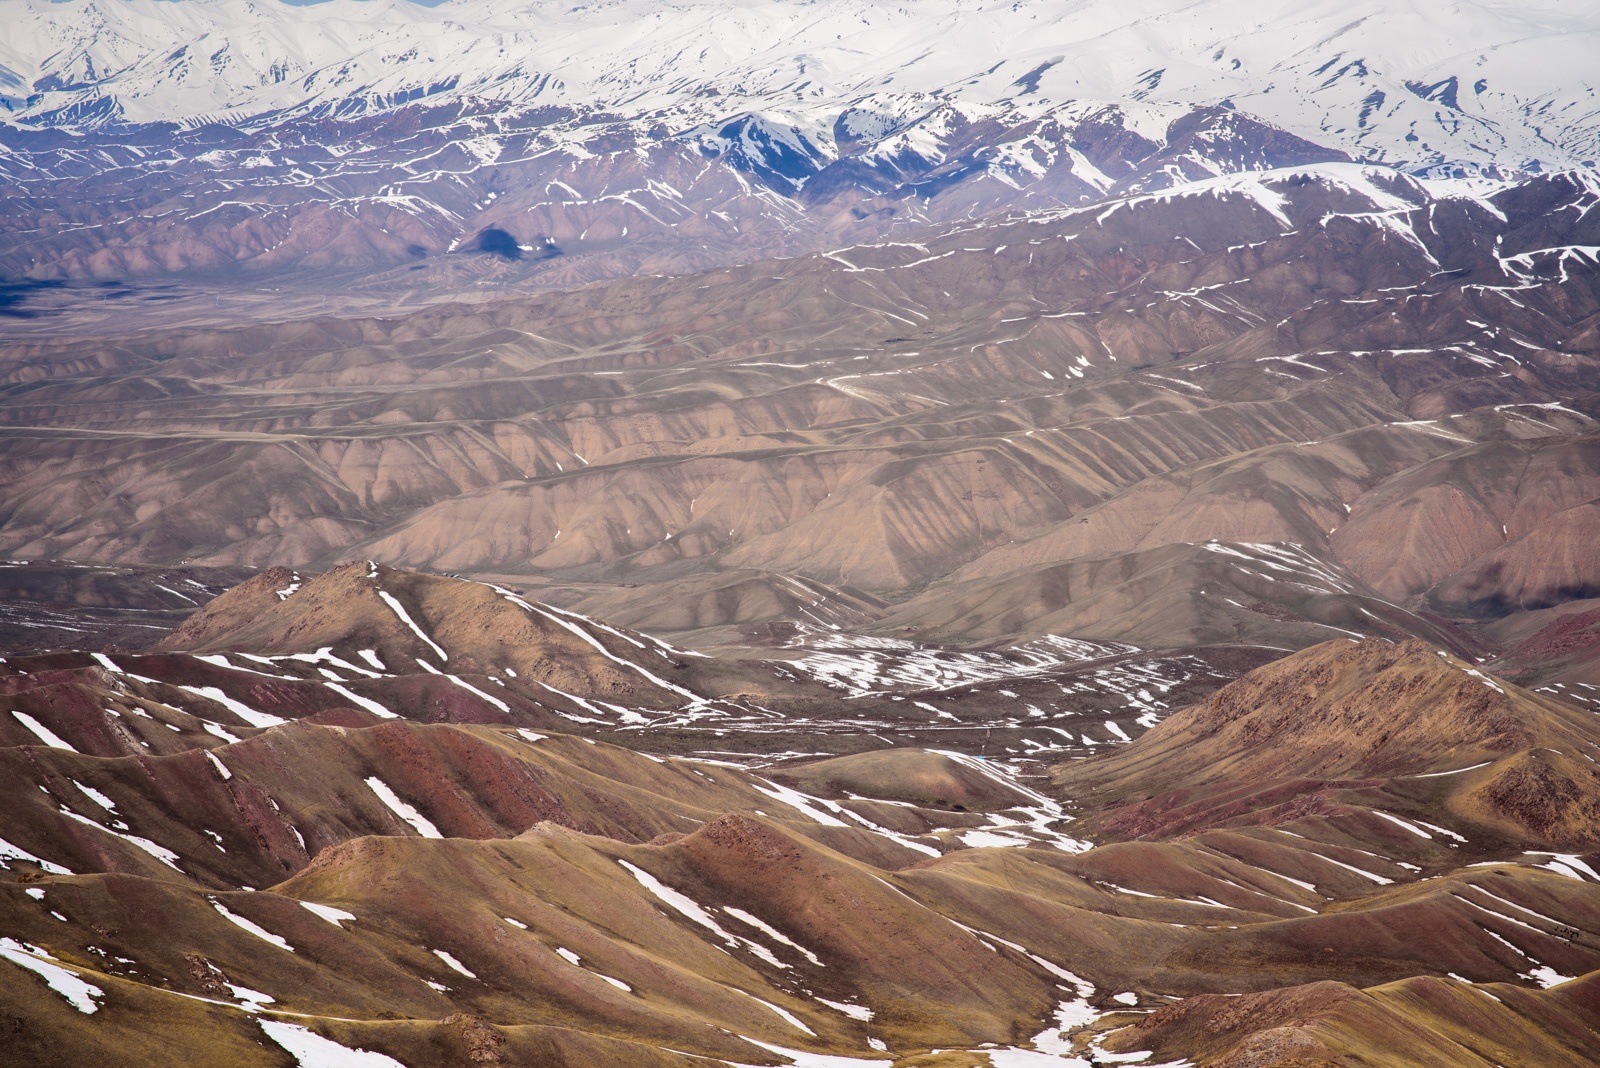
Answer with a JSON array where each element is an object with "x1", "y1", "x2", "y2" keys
[
  {"x1": 1054, "y1": 637, "x2": 1600, "y2": 847},
  {"x1": 1, "y1": 0, "x2": 1597, "y2": 293},
  {"x1": 155, "y1": 560, "x2": 739, "y2": 707},
  {"x1": 3, "y1": 166, "x2": 1595, "y2": 659},
  {"x1": 3, "y1": 3, "x2": 1599, "y2": 1062},
  {"x1": 6, "y1": 0, "x2": 1596, "y2": 177},
  {"x1": 1104, "y1": 974, "x2": 1600, "y2": 1068},
  {"x1": 5, "y1": 591, "x2": 1600, "y2": 1066}
]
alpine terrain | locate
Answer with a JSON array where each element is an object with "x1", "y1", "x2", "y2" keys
[{"x1": 1, "y1": 1, "x2": 1598, "y2": 1066}]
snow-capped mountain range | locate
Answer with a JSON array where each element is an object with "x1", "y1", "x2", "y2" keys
[
  {"x1": 6, "y1": 0, "x2": 1596, "y2": 174},
  {"x1": 0, "y1": 0, "x2": 1596, "y2": 287}
]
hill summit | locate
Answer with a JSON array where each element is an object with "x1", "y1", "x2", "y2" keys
[{"x1": 158, "y1": 561, "x2": 713, "y2": 707}]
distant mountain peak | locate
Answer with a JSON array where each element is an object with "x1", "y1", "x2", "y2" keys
[{"x1": 4, "y1": 0, "x2": 1595, "y2": 181}]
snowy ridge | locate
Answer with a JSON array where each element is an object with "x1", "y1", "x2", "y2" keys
[
  {"x1": 3, "y1": 0, "x2": 1595, "y2": 290},
  {"x1": 3, "y1": 0, "x2": 1596, "y2": 180}
]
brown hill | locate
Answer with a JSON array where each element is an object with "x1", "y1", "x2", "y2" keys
[
  {"x1": 771, "y1": 749, "x2": 1036, "y2": 811},
  {"x1": 1054, "y1": 638, "x2": 1600, "y2": 847},
  {"x1": 156, "y1": 561, "x2": 782, "y2": 710},
  {"x1": 1103, "y1": 972, "x2": 1600, "y2": 1068},
  {"x1": 0, "y1": 561, "x2": 1275, "y2": 777}
]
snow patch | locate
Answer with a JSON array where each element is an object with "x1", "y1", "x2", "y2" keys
[
  {"x1": 212, "y1": 900, "x2": 294, "y2": 952},
  {"x1": 324, "y1": 683, "x2": 399, "y2": 720},
  {"x1": 226, "y1": 983, "x2": 275, "y2": 1010},
  {"x1": 814, "y1": 996, "x2": 872, "y2": 1021},
  {"x1": 180, "y1": 686, "x2": 287, "y2": 728},
  {"x1": 12, "y1": 712, "x2": 75, "y2": 751},
  {"x1": 206, "y1": 751, "x2": 233, "y2": 779},
  {"x1": 618, "y1": 860, "x2": 784, "y2": 967},
  {"x1": 259, "y1": 1020, "x2": 407, "y2": 1068},
  {"x1": 301, "y1": 901, "x2": 356, "y2": 926},
  {"x1": 364, "y1": 776, "x2": 443, "y2": 838},
  {"x1": 724, "y1": 906, "x2": 825, "y2": 966},
  {"x1": 432, "y1": 949, "x2": 476, "y2": 978},
  {"x1": 376, "y1": 590, "x2": 448, "y2": 662},
  {"x1": 58, "y1": 808, "x2": 182, "y2": 871},
  {"x1": 0, "y1": 938, "x2": 102, "y2": 1014}
]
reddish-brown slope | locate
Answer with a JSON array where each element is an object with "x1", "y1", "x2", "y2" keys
[
  {"x1": 1104, "y1": 972, "x2": 1600, "y2": 1068},
  {"x1": 1054, "y1": 638, "x2": 1600, "y2": 847}
]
